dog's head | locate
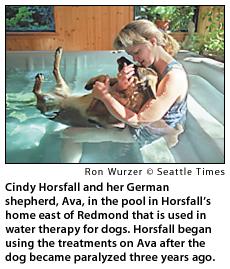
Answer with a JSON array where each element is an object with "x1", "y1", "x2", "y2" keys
[
  {"x1": 84, "y1": 58, "x2": 131, "y2": 91},
  {"x1": 85, "y1": 57, "x2": 158, "y2": 100},
  {"x1": 117, "y1": 57, "x2": 158, "y2": 99}
]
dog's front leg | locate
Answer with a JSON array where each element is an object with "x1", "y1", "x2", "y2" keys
[
  {"x1": 33, "y1": 73, "x2": 49, "y2": 113},
  {"x1": 33, "y1": 73, "x2": 60, "y2": 114}
]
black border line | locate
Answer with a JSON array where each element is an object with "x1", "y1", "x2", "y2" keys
[{"x1": 5, "y1": 5, "x2": 225, "y2": 164}]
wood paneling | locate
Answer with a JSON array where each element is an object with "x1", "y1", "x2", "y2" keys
[
  {"x1": 6, "y1": 6, "x2": 133, "y2": 51},
  {"x1": 8, "y1": 6, "x2": 218, "y2": 51}
]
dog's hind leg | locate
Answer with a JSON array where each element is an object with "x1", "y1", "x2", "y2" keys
[
  {"x1": 53, "y1": 47, "x2": 71, "y2": 97},
  {"x1": 53, "y1": 47, "x2": 65, "y2": 84}
]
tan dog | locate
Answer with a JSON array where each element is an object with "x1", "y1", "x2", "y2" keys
[{"x1": 33, "y1": 47, "x2": 158, "y2": 128}]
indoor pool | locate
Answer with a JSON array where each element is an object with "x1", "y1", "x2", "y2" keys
[{"x1": 6, "y1": 50, "x2": 224, "y2": 163}]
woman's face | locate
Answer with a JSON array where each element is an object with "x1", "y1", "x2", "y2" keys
[{"x1": 126, "y1": 42, "x2": 155, "y2": 67}]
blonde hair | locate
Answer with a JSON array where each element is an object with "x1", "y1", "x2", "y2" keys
[{"x1": 113, "y1": 19, "x2": 180, "y2": 57}]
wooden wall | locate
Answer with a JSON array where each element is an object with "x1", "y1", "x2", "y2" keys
[
  {"x1": 6, "y1": 6, "x2": 133, "y2": 51},
  {"x1": 6, "y1": 6, "x2": 221, "y2": 51}
]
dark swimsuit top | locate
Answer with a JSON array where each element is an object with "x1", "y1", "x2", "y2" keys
[{"x1": 157, "y1": 60, "x2": 187, "y2": 127}]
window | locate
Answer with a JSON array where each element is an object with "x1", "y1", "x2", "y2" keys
[
  {"x1": 134, "y1": 6, "x2": 198, "y2": 32},
  {"x1": 6, "y1": 6, "x2": 55, "y2": 32}
]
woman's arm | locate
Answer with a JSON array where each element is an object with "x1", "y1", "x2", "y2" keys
[
  {"x1": 93, "y1": 77, "x2": 139, "y2": 127},
  {"x1": 101, "y1": 92, "x2": 139, "y2": 127},
  {"x1": 93, "y1": 67, "x2": 187, "y2": 126}
]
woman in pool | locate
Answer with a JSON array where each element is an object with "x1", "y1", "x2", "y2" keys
[
  {"x1": 92, "y1": 19, "x2": 188, "y2": 149},
  {"x1": 62, "y1": 19, "x2": 188, "y2": 163}
]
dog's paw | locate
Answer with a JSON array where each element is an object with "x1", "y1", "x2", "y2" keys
[
  {"x1": 35, "y1": 73, "x2": 44, "y2": 81},
  {"x1": 55, "y1": 47, "x2": 63, "y2": 56}
]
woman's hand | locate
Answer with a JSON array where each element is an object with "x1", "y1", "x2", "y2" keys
[
  {"x1": 117, "y1": 63, "x2": 135, "y2": 90},
  {"x1": 92, "y1": 77, "x2": 110, "y2": 101}
]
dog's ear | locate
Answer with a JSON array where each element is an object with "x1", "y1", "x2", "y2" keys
[
  {"x1": 137, "y1": 67, "x2": 158, "y2": 78},
  {"x1": 146, "y1": 80, "x2": 157, "y2": 99},
  {"x1": 136, "y1": 67, "x2": 158, "y2": 99},
  {"x1": 146, "y1": 68, "x2": 158, "y2": 76}
]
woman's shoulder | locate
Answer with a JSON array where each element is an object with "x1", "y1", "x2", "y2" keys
[{"x1": 158, "y1": 65, "x2": 188, "y2": 99}]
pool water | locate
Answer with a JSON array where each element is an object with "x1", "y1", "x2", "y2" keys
[
  {"x1": 6, "y1": 52, "x2": 143, "y2": 163},
  {"x1": 6, "y1": 50, "x2": 225, "y2": 163}
]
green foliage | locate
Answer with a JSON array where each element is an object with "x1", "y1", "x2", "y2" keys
[
  {"x1": 136, "y1": 6, "x2": 196, "y2": 32},
  {"x1": 6, "y1": 6, "x2": 55, "y2": 32},
  {"x1": 6, "y1": 6, "x2": 33, "y2": 27},
  {"x1": 202, "y1": 7, "x2": 224, "y2": 56},
  {"x1": 184, "y1": 33, "x2": 206, "y2": 54},
  {"x1": 189, "y1": 7, "x2": 224, "y2": 59},
  {"x1": 140, "y1": 6, "x2": 177, "y2": 21}
]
